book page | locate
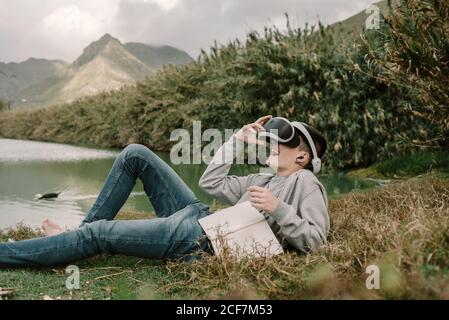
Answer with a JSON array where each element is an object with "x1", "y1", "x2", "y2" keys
[{"x1": 198, "y1": 201, "x2": 284, "y2": 258}]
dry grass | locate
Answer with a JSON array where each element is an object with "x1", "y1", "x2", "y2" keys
[
  {"x1": 158, "y1": 175, "x2": 449, "y2": 299},
  {"x1": 0, "y1": 223, "x2": 44, "y2": 241}
]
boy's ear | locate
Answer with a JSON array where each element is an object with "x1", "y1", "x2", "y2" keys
[{"x1": 295, "y1": 151, "x2": 309, "y2": 164}]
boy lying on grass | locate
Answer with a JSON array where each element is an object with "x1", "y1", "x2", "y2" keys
[{"x1": 0, "y1": 115, "x2": 329, "y2": 267}]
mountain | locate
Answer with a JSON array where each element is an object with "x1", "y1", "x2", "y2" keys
[
  {"x1": 124, "y1": 42, "x2": 193, "y2": 69},
  {"x1": 2, "y1": 2, "x2": 393, "y2": 109},
  {"x1": 2, "y1": 34, "x2": 193, "y2": 108},
  {"x1": 19, "y1": 34, "x2": 153, "y2": 106},
  {"x1": 0, "y1": 58, "x2": 68, "y2": 104}
]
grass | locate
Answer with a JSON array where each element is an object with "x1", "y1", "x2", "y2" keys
[
  {"x1": 1, "y1": 174, "x2": 449, "y2": 300},
  {"x1": 0, "y1": 214, "x2": 169, "y2": 300},
  {"x1": 348, "y1": 151, "x2": 449, "y2": 179}
]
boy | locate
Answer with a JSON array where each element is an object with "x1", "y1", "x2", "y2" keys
[
  {"x1": 199, "y1": 115, "x2": 329, "y2": 253},
  {"x1": 0, "y1": 115, "x2": 329, "y2": 266}
]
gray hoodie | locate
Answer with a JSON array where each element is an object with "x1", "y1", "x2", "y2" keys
[{"x1": 199, "y1": 135, "x2": 330, "y2": 253}]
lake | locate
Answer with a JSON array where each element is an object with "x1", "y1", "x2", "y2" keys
[{"x1": 0, "y1": 138, "x2": 382, "y2": 230}]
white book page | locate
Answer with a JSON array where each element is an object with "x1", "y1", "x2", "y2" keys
[{"x1": 198, "y1": 201, "x2": 284, "y2": 258}]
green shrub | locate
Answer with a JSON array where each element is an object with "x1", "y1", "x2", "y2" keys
[
  {"x1": 373, "y1": 151, "x2": 449, "y2": 177},
  {"x1": 364, "y1": 0, "x2": 449, "y2": 149}
]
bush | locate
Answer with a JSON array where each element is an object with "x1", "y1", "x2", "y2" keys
[{"x1": 364, "y1": 0, "x2": 449, "y2": 149}]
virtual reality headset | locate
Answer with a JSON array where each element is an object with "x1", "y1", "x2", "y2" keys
[{"x1": 258, "y1": 117, "x2": 322, "y2": 174}]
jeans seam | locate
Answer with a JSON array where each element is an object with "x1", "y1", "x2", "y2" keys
[{"x1": 97, "y1": 236, "x2": 191, "y2": 245}]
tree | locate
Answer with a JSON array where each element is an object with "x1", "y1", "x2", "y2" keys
[{"x1": 0, "y1": 98, "x2": 5, "y2": 112}]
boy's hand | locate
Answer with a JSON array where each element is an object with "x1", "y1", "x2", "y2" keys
[
  {"x1": 248, "y1": 186, "x2": 279, "y2": 213},
  {"x1": 235, "y1": 115, "x2": 272, "y2": 144}
]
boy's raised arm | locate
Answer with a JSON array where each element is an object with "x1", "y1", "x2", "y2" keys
[
  {"x1": 199, "y1": 134, "x2": 248, "y2": 205},
  {"x1": 199, "y1": 115, "x2": 272, "y2": 205}
]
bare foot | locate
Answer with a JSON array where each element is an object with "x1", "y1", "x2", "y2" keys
[{"x1": 42, "y1": 219, "x2": 64, "y2": 236}]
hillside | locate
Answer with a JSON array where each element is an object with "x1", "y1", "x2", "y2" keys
[
  {"x1": 330, "y1": 0, "x2": 392, "y2": 41},
  {"x1": 125, "y1": 43, "x2": 193, "y2": 69},
  {"x1": 0, "y1": 58, "x2": 68, "y2": 104}
]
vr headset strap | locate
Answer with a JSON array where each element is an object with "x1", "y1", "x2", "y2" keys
[{"x1": 291, "y1": 121, "x2": 321, "y2": 174}]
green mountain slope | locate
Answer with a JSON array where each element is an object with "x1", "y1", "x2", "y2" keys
[
  {"x1": 330, "y1": 0, "x2": 393, "y2": 41},
  {"x1": 125, "y1": 42, "x2": 193, "y2": 69}
]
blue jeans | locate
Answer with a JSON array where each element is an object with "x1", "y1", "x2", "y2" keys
[{"x1": 0, "y1": 144, "x2": 213, "y2": 267}]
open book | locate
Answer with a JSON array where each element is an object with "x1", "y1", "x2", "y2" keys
[{"x1": 198, "y1": 201, "x2": 284, "y2": 258}]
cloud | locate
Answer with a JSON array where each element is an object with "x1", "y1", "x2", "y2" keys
[
  {"x1": 31, "y1": 4, "x2": 117, "y2": 60},
  {"x1": 0, "y1": 0, "x2": 379, "y2": 63},
  {"x1": 134, "y1": 0, "x2": 180, "y2": 12}
]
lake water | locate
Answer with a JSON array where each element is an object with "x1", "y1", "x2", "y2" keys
[{"x1": 0, "y1": 138, "x2": 381, "y2": 230}]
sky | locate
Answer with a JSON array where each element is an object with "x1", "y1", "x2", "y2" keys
[{"x1": 0, "y1": 0, "x2": 379, "y2": 63}]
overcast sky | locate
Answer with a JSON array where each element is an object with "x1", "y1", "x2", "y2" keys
[{"x1": 0, "y1": 0, "x2": 378, "y2": 63}]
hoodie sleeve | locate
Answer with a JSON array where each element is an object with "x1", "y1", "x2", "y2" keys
[
  {"x1": 198, "y1": 135, "x2": 249, "y2": 205},
  {"x1": 270, "y1": 186, "x2": 329, "y2": 253}
]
